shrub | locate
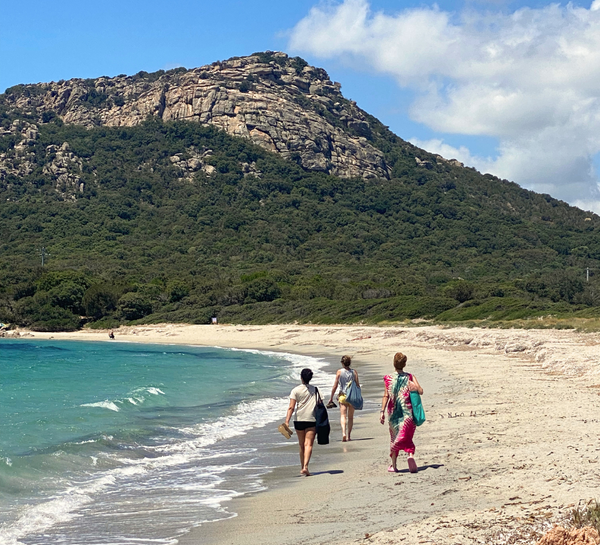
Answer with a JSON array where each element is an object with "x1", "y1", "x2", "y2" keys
[
  {"x1": 117, "y1": 292, "x2": 153, "y2": 320},
  {"x1": 245, "y1": 278, "x2": 281, "y2": 303},
  {"x1": 167, "y1": 280, "x2": 190, "y2": 303},
  {"x1": 83, "y1": 284, "x2": 121, "y2": 319},
  {"x1": 49, "y1": 281, "x2": 86, "y2": 314},
  {"x1": 443, "y1": 281, "x2": 475, "y2": 303}
]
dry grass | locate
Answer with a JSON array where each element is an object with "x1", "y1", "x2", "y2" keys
[
  {"x1": 434, "y1": 317, "x2": 600, "y2": 333},
  {"x1": 570, "y1": 500, "x2": 600, "y2": 532},
  {"x1": 490, "y1": 501, "x2": 600, "y2": 545}
]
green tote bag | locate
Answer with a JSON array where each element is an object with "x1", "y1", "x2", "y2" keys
[{"x1": 410, "y1": 391, "x2": 426, "y2": 426}]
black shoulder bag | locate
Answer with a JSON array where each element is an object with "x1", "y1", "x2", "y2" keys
[{"x1": 314, "y1": 387, "x2": 330, "y2": 445}]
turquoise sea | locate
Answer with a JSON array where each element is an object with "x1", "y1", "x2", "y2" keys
[{"x1": 0, "y1": 339, "x2": 332, "y2": 545}]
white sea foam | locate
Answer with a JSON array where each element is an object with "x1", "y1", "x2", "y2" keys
[
  {"x1": 80, "y1": 385, "x2": 166, "y2": 412},
  {"x1": 150, "y1": 349, "x2": 334, "y2": 461},
  {"x1": 147, "y1": 387, "x2": 165, "y2": 395},
  {"x1": 0, "y1": 491, "x2": 93, "y2": 545},
  {"x1": 225, "y1": 348, "x2": 333, "y2": 388},
  {"x1": 157, "y1": 396, "x2": 290, "y2": 457},
  {"x1": 0, "y1": 466, "x2": 152, "y2": 545},
  {"x1": 81, "y1": 400, "x2": 120, "y2": 412}
]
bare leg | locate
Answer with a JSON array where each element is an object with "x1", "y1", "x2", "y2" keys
[
  {"x1": 389, "y1": 451, "x2": 399, "y2": 472},
  {"x1": 346, "y1": 405, "x2": 355, "y2": 440},
  {"x1": 301, "y1": 428, "x2": 316, "y2": 475},
  {"x1": 340, "y1": 404, "x2": 348, "y2": 441},
  {"x1": 296, "y1": 429, "x2": 306, "y2": 471}
]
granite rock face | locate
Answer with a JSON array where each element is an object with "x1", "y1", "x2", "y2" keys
[{"x1": 3, "y1": 52, "x2": 392, "y2": 180}]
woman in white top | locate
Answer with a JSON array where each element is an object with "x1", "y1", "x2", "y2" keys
[
  {"x1": 328, "y1": 355, "x2": 360, "y2": 442},
  {"x1": 285, "y1": 368, "x2": 317, "y2": 476}
]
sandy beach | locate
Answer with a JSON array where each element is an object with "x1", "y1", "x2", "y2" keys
[{"x1": 17, "y1": 323, "x2": 600, "y2": 545}]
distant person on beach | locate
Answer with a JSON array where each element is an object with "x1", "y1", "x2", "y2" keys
[
  {"x1": 328, "y1": 355, "x2": 360, "y2": 442},
  {"x1": 109, "y1": 331, "x2": 115, "y2": 339},
  {"x1": 380, "y1": 352, "x2": 423, "y2": 473},
  {"x1": 285, "y1": 368, "x2": 317, "y2": 476}
]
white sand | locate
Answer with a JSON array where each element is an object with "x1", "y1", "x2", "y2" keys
[{"x1": 19, "y1": 324, "x2": 600, "y2": 544}]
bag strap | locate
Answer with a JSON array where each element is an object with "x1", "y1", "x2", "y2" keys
[{"x1": 315, "y1": 386, "x2": 323, "y2": 404}]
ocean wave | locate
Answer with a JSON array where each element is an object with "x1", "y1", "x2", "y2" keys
[
  {"x1": 81, "y1": 401, "x2": 120, "y2": 412},
  {"x1": 0, "y1": 466, "x2": 148, "y2": 545},
  {"x1": 80, "y1": 386, "x2": 166, "y2": 412},
  {"x1": 150, "y1": 350, "x2": 334, "y2": 460},
  {"x1": 0, "y1": 490, "x2": 93, "y2": 545},
  {"x1": 225, "y1": 347, "x2": 331, "y2": 384}
]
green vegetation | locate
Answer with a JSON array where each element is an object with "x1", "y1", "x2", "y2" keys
[{"x1": 0, "y1": 113, "x2": 599, "y2": 330}]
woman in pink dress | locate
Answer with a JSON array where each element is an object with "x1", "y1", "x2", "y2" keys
[{"x1": 379, "y1": 352, "x2": 423, "y2": 473}]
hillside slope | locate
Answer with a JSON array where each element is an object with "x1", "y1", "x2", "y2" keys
[
  {"x1": 1, "y1": 52, "x2": 393, "y2": 180},
  {"x1": 0, "y1": 54, "x2": 599, "y2": 330}
]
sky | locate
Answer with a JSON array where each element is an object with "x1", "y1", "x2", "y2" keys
[{"x1": 2, "y1": 0, "x2": 600, "y2": 213}]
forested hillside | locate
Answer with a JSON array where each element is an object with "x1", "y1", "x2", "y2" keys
[{"x1": 1, "y1": 56, "x2": 600, "y2": 330}]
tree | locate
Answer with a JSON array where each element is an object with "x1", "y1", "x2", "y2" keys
[
  {"x1": 245, "y1": 278, "x2": 281, "y2": 303},
  {"x1": 117, "y1": 292, "x2": 153, "y2": 320},
  {"x1": 167, "y1": 280, "x2": 190, "y2": 303},
  {"x1": 443, "y1": 281, "x2": 475, "y2": 303},
  {"x1": 49, "y1": 281, "x2": 86, "y2": 314},
  {"x1": 82, "y1": 284, "x2": 121, "y2": 319}
]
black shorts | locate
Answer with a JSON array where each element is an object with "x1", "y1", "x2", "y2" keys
[{"x1": 294, "y1": 421, "x2": 316, "y2": 431}]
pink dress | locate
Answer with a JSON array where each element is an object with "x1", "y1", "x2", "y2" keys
[{"x1": 384, "y1": 372, "x2": 416, "y2": 455}]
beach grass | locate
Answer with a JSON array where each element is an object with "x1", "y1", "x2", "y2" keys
[
  {"x1": 571, "y1": 500, "x2": 600, "y2": 532},
  {"x1": 433, "y1": 316, "x2": 600, "y2": 332}
]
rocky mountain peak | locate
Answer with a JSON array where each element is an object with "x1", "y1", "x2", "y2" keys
[{"x1": 2, "y1": 52, "x2": 392, "y2": 179}]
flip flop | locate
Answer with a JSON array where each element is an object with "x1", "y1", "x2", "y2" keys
[
  {"x1": 388, "y1": 465, "x2": 398, "y2": 473},
  {"x1": 408, "y1": 458, "x2": 418, "y2": 473},
  {"x1": 278, "y1": 423, "x2": 293, "y2": 439}
]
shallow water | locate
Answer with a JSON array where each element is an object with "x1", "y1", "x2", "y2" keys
[{"x1": 0, "y1": 339, "x2": 332, "y2": 544}]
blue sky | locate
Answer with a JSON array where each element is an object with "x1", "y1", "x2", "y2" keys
[{"x1": 2, "y1": 0, "x2": 600, "y2": 212}]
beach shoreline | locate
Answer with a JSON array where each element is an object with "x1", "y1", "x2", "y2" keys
[{"x1": 13, "y1": 323, "x2": 600, "y2": 544}]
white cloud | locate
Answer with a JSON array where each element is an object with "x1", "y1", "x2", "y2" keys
[
  {"x1": 572, "y1": 199, "x2": 600, "y2": 214},
  {"x1": 289, "y1": 0, "x2": 600, "y2": 211}
]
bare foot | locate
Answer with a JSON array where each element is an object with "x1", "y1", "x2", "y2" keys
[
  {"x1": 407, "y1": 457, "x2": 418, "y2": 473},
  {"x1": 300, "y1": 468, "x2": 311, "y2": 476},
  {"x1": 342, "y1": 436, "x2": 347, "y2": 442}
]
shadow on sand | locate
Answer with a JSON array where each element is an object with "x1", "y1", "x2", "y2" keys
[
  {"x1": 395, "y1": 463, "x2": 444, "y2": 474},
  {"x1": 301, "y1": 469, "x2": 345, "y2": 477}
]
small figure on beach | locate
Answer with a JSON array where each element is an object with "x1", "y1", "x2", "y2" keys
[
  {"x1": 109, "y1": 331, "x2": 115, "y2": 339},
  {"x1": 285, "y1": 368, "x2": 318, "y2": 476},
  {"x1": 328, "y1": 355, "x2": 360, "y2": 442},
  {"x1": 380, "y1": 352, "x2": 423, "y2": 473}
]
